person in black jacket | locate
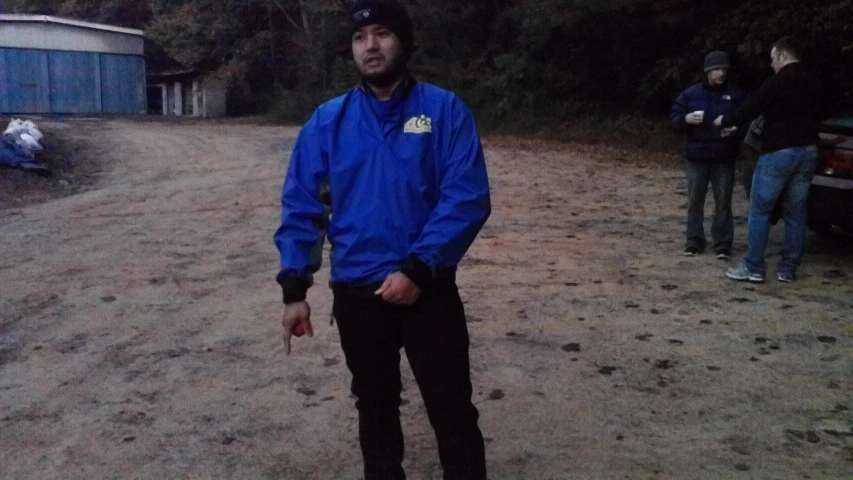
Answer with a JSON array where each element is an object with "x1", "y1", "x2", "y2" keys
[
  {"x1": 670, "y1": 51, "x2": 745, "y2": 258},
  {"x1": 715, "y1": 36, "x2": 820, "y2": 283}
]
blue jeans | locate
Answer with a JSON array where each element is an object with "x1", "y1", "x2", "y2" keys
[
  {"x1": 743, "y1": 146, "x2": 817, "y2": 276},
  {"x1": 685, "y1": 160, "x2": 734, "y2": 252}
]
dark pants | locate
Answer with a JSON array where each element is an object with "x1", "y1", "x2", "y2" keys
[
  {"x1": 685, "y1": 159, "x2": 734, "y2": 252},
  {"x1": 332, "y1": 280, "x2": 486, "y2": 480}
]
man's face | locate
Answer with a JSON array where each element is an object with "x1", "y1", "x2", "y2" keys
[
  {"x1": 352, "y1": 24, "x2": 406, "y2": 85},
  {"x1": 770, "y1": 47, "x2": 784, "y2": 73},
  {"x1": 707, "y1": 68, "x2": 728, "y2": 85}
]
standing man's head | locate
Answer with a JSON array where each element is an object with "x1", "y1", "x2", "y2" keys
[
  {"x1": 770, "y1": 36, "x2": 802, "y2": 74},
  {"x1": 704, "y1": 51, "x2": 730, "y2": 86},
  {"x1": 350, "y1": 0, "x2": 413, "y2": 89}
]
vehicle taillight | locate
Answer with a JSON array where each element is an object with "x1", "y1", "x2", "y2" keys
[
  {"x1": 818, "y1": 132, "x2": 853, "y2": 178},
  {"x1": 822, "y1": 149, "x2": 853, "y2": 178}
]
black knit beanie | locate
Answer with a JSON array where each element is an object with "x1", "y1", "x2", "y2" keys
[
  {"x1": 351, "y1": 0, "x2": 414, "y2": 57},
  {"x1": 704, "y1": 51, "x2": 730, "y2": 72}
]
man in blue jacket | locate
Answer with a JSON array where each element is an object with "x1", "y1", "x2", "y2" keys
[
  {"x1": 273, "y1": 1, "x2": 490, "y2": 478},
  {"x1": 670, "y1": 51, "x2": 745, "y2": 258}
]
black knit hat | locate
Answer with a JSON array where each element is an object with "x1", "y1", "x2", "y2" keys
[
  {"x1": 351, "y1": 0, "x2": 413, "y2": 56},
  {"x1": 704, "y1": 51, "x2": 730, "y2": 72}
]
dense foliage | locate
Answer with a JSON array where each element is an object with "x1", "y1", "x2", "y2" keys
[{"x1": 4, "y1": 0, "x2": 852, "y2": 127}]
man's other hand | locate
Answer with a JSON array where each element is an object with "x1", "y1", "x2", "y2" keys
[
  {"x1": 282, "y1": 301, "x2": 313, "y2": 355},
  {"x1": 375, "y1": 272, "x2": 422, "y2": 305}
]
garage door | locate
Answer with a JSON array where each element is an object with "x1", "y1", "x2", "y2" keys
[
  {"x1": 48, "y1": 51, "x2": 100, "y2": 113},
  {"x1": 0, "y1": 48, "x2": 50, "y2": 113},
  {"x1": 100, "y1": 54, "x2": 145, "y2": 113}
]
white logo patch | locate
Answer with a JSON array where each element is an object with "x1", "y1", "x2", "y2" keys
[
  {"x1": 722, "y1": 95, "x2": 732, "y2": 101},
  {"x1": 354, "y1": 9, "x2": 371, "y2": 21},
  {"x1": 404, "y1": 115, "x2": 432, "y2": 134}
]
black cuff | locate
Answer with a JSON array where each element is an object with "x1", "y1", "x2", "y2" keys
[
  {"x1": 276, "y1": 273, "x2": 311, "y2": 304},
  {"x1": 400, "y1": 256, "x2": 433, "y2": 290}
]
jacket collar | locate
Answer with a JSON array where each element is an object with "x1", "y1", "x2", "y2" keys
[
  {"x1": 357, "y1": 72, "x2": 416, "y2": 98},
  {"x1": 702, "y1": 79, "x2": 729, "y2": 92},
  {"x1": 776, "y1": 62, "x2": 802, "y2": 75}
]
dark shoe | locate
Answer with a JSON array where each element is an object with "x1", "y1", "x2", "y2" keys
[
  {"x1": 684, "y1": 247, "x2": 699, "y2": 257},
  {"x1": 716, "y1": 249, "x2": 731, "y2": 260},
  {"x1": 777, "y1": 272, "x2": 795, "y2": 283}
]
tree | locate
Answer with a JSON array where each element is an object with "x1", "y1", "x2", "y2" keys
[{"x1": 4, "y1": 0, "x2": 851, "y2": 120}]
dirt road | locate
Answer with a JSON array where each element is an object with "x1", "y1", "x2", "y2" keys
[{"x1": 1, "y1": 118, "x2": 851, "y2": 479}]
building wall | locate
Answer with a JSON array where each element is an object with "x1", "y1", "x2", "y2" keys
[
  {"x1": 182, "y1": 82, "x2": 193, "y2": 117},
  {"x1": 0, "y1": 21, "x2": 143, "y2": 55},
  {"x1": 165, "y1": 84, "x2": 175, "y2": 117},
  {"x1": 0, "y1": 47, "x2": 145, "y2": 114},
  {"x1": 202, "y1": 76, "x2": 227, "y2": 118},
  {"x1": 151, "y1": 75, "x2": 228, "y2": 118}
]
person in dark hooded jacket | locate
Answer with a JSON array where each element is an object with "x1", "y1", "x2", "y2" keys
[{"x1": 670, "y1": 51, "x2": 746, "y2": 259}]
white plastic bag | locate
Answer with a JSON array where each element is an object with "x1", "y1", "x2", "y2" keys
[
  {"x1": 22, "y1": 120, "x2": 43, "y2": 142},
  {"x1": 20, "y1": 133, "x2": 43, "y2": 151},
  {"x1": 3, "y1": 120, "x2": 19, "y2": 135}
]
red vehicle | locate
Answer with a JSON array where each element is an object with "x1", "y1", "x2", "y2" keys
[{"x1": 808, "y1": 112, "x2": 853, "y2": 236}]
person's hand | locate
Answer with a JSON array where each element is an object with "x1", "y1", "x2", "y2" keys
[
  {"x1": 375, "y1": 272, "x2": 422, "y2": 305},
  {"x1": 282, "y1": 301, "x2": 313, "y2": 355},
  {"x1": 685, "y1": 112, "x2": 703, "y2": 125},
  {"x1": 713, "y1": 115, "x2": 725, "y2": 127},
  {"x1": 720, "y1": 126, "x2": 737, "y2": 137}
]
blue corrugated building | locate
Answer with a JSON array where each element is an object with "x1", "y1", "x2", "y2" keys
[{"x1": 0, "y1": 15, "x2": 145, "y2": 114}]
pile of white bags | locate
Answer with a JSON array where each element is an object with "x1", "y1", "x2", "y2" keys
[
  {"x1": 2, "y1": 118, "x2": 51, "y2": 175},
  {"x1": 4, "y1": 118, "x2": 44, "y2": 152}
]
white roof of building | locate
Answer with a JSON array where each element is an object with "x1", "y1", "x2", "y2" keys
[{"x1": 0, "y1": 14, "x2": 143, "y2": 36}]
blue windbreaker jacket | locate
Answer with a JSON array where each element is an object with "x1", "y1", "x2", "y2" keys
[
  {"x1": 670, "y1": 82, "x2": 746, "y2": 163},
  {"x1": 274, "y1": 81, "x2": 491, "y2": 302}
]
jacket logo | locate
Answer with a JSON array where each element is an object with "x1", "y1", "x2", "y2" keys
[
  {"x1": 722, "y1": 95, "x2": 732, "y2": 101},
  {"x1": 404, "y1": 115, "x2": 432, "y2": 134}
]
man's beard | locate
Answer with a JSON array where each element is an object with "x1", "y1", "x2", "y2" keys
[{"x1": 361, "y1": 52, "x2": 408, "y2": 89}]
